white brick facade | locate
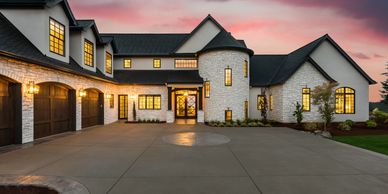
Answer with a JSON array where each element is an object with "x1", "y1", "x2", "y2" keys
[{"x1": 199, "y1": 50, "x2": 250, "y2": 122}]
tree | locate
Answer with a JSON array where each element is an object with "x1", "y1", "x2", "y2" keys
[
  {"x1": 292, "y1": 102, "x2": 304, "y2": 125},
  {"x1": 132, "y1": 101, "x2": 137, "y2": 121},
  {"x1": 381, "y1": 62, "x2": 388, "y2": 104},
  {"x1": 312, "y1": 82, "x2": 338, "y2": 131}
]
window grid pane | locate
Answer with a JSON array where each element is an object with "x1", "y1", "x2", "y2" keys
[
  {"x1": 146, "y1": 96, "x2": 154, "y2": 109},
  {"x1": 105, "y1": 52, "x2": 112, "y2": 74},
  {"x1": 154, "y1": 96, "x2": 161, "y2": 109},
  {"x1": 204, "y1": 81, "x2": 210, "y2": 98},
  {"x1": 244, "y1": 60, "x2": 248, "y2": 78},
  {"x1": 225, "y1": 68, "x2": 232, "y2": 86},
  {"x1": 225, "y1": 110, "x2": 232, "y2": 122},
  {"x1": 269, "y1": 95, "x2": 273, "y2": 111},
  {"x1": 257, "y1": 95, "x2": 265, "y2": 110},
  {"x1": 138, "y1": 96, "x2": 146, "y2": 110},
  {"x1": 153, "y1": 59, "x2": 161, "y2": 68},
  {"x1": 302, "y1": 88, "x2": 310, "y2": 111},
  {"x1": 109, "y1": 94, "x2": 114, "y2": 108},
  {"x1": 335, "y1": 87, "x2": 355, "y2": 114},
  {"x1": 175, "y1": 59, "x2": 198, "y2": 68},
  {"x1": 49, "y1": 19, "x2": 65, "y2": 56},
  {"x1": 124, "y1": 59, "x2": 131, "y2": 68},
  {"x1": 84, "y1": 40, "x2": 94, "y2": 67}
]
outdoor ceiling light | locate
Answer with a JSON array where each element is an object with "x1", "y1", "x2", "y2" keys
[{"x1": 26, "y1": 81, "x2": 39, "y2": 94}]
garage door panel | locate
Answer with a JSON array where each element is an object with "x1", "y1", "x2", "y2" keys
[
  {"x1": 82, "y1": 89, "x2": 102, "y2": 128},
  {"x1": 0, "y1": 78, "x2": 14, "y2": 146},
  {"x1": 34, "y1": 83, "x2": 74, "y2": 139}
]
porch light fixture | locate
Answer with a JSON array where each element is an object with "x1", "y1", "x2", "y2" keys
[
  {"x1": 26, "y1": 81, "x2": 39, "y2": 94},
  {"x1": 106, "y1": 93, "x2": 112, "y2": 99},
  {"x1": 79, "y1": 88, "x2": 87, "y2": 97},
  {"x1": 130, "y1": 95, "x2": 137, "y2": 100}
]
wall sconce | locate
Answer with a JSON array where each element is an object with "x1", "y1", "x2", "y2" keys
[
  {"x1": 130, "y1": 95, "x2": 137, "y2": 100},
  {"x1": 106, "y1": 93, "x2": 112, "y2": 99},
  {"x1": 79, "y1": 88, "x2": 87, "y2": 97},
  {"x1": 26, "y1": 81, "x2": 39, "y2": 94}
]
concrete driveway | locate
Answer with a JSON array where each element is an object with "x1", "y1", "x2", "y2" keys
[{"x1": 1, "y1": 123, "x2": 388, "y2": 194}]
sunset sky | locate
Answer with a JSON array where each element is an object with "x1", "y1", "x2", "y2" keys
[{"x1": 68, "y1": 0, "x2": 388, "y2": 102}]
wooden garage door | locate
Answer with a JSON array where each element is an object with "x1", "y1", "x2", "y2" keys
[
  {"x1": 82, "y1": 89, "x2": 103, "y2": 128},
  {"x1": 34, "y1": 83, "x2": 73, "y2": 139},
  {"x1": 0, "y1": 78, "x2": 14, "y2": 146}
]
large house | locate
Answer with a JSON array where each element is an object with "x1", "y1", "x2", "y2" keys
[{"x1": 0, "y1": 0, "x2": 376, "y2": 147}]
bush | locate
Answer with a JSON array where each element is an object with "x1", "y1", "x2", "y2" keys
[
  {"x1": 372, "y1": 108, "x2": 388, "y2": 124},
  {"x1": 344, "y1": 119, "x2": 355, "y2": 127},
  {"x1": 248, "y1": 122, "x2": 258, "y2": 127},
  {"x1": 303, "y1": 122, "x2": 320, "y2": 131},
  {"x1": 337, "y1": 122, "x2": 351, "y2": 131},
  {"x1": 366, "y1": 120, "x2": 377, "y2": 128}
]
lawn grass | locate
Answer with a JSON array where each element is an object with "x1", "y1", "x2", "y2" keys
[{"x1": 333, "y1": 135, "x2": 388, "y2": 156}]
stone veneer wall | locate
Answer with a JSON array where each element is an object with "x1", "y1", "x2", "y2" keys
[
  {"x1": 199, "y1": 50, "x2": 250, "y2": 121},
  {"x1": 280, "y1": 62, "x2": 328, "y2": 123},
  {"x1": 0, "y1": 56, "x2": 119, "y2": 143}
]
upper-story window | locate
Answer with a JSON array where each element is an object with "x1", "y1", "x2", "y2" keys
[
  {"x1": 124, "y1": 58, "x2": 131, "y2": 68},
  {"x1": 335, "y1": 87, "x2": 355, "y2": 114},
  {"x1": 244, "y1": 60, "x2": 248, "y2": 78},
  {"x1": 105, "y1": 52, "x2": 112, "y2": 74},
  {"x1": 84, "y1": 39, "x2": 94, "y2": 67},
  {"x1": 225, "y1": 68, "x2": 232, "y2": 86},
  {"x1": 49, "y1": 18, "x2": 65, "y2": 56},
  {"x1": 153, "y1": 59, "x2": 161, "y2": 68},
  {"x1": 175, "y1": 59, "x2": 198, "y2": 68},
  {"x1": 302, "y1": 88, "x2": 311, "y2": 111}
]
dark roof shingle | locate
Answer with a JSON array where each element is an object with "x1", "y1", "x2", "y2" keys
[{"x1": 200, "y1": 30, "x2": 254, "y2": 55}]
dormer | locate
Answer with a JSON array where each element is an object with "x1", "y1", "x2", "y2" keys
[
  {"x1": 0, "y1": 0, "x2": 76, "y2": 63},
  {"x1": 97, "y1": 36, "x2": 115, "y2": 78},
  {"x1": 70, "y1": 20, "x2": 101, "y2": 72}
]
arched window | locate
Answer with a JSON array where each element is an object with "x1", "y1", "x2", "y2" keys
[{"x1": 335, "y1": 87, "x2": 355, "y2": 114}]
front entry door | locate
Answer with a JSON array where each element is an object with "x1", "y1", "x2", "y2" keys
[
  {"x1": 118, "y1": 95, "x2": 128, "y2": 119},
  {"x1": 175, "y1": 94, "x2": 197, "y2": 119}
]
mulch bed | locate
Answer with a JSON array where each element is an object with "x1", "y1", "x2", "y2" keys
[{"x1": 273, "y1": 122, "x2": 388, "y2": 136}]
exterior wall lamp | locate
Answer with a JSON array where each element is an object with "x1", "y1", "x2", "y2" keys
[
  {"x1": 26, "y1": 81, "x2": 39, "y2": 94},
  {"x1": 79, "y1": 88, "x2": 87, "y2": 97},
  {"x1": 106, "y1": 93, "x2": 112, "y2": 99}
]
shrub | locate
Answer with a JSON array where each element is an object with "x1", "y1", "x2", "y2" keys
[
  {"x1": 156, "y1": 119, "x2": 160, "y2": 123},
  {"x1": 225, "y1": 122, "x2": 233, "y2": 127},
  {"x1": 240, "y1": 122, "x2": 248, "y2": 127},
  {"x1": 236, "y1": 119, "x2": 241, "y2": 125},
  {"x1": 248, "y1": 122, "x2": 258, "y2": 127},
  {"x1": 372, "y1": 108, "x2": 388, "y2": 124},
  {"x1": 303, "y1": 122, "x2": 320, "y2": 131},
  {"x1": 344, "y1": 119, "x2": 355, "y2": 127},
  {"x1": 337, "y1": 122, "x2": 351, "y2": 131},
  {"x1": 292, "y1": 102, "x2": 304, "y2": 125},
  {"x1": 366, "y1": 120, "x2": 377, "y2": 128},
  {"x1": 264, "y1": 123, "x2": 272, "y2": 127},
  {"x1": 256, "y1": 121, "x2": 265, "y2": 127}
]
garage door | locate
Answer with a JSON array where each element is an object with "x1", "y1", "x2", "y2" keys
[
  {"x1": 82, "y1": 89, "x2": 103, "y2": 128},
  {"x1": 0, "y1": 78, "x2": 14, "y2": 146},
  {"x1": 34, "y1": 83, "x2": 75, "y2": 139}
]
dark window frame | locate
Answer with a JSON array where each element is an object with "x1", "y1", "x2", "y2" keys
[
  {"x1": 244, "y1": 60, "x2": 248, "y2": 78},
  {"x1": 138, "y1": 95, "x2": 162, "y2": 110},
  {"x1": 257, "y1": 95, "x2": 265, "y2": 110},
  {"x1": 224, "y1": 68, "x2": 232, "y2": 86},
  {"x1": 153, "y1": 59, "x2": 161, "y2": 68},
  {"x1": 302, "y1": 88, "x2": 311, "y2": 112},
  {"x1": 174, "y1": 59, "x2": 198, "y2": 68},
  {"x1": 49, "y1": 17, "x2": 65, "y2": 57},
  {"x1": 204, "y1": 81, "x2": 210, "y2": 98},
  {"x1": 225, "y1": 110, "x2": 232, "y2": 122},
  {"x1": 124, "y1": 58, "x2": 131, "y2": 68},
  {"x1": 105, "y1": 51, "x2": 112, "y2": 74},
  {"x1": 109, "y1": 94, "x2": 114, "y2": 108},
  {"x1": 269, "y1": 95, "x2": 273, "y2": 111},
  {"x1": 84, "y1": 39, "x2": 94, "y2": 67},
  {"x1": 335, "y1": 87, "x2": 356, "y2": 114}
]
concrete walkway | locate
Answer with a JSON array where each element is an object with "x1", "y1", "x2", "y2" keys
[{"x1": 1, "y1": 123, "x2": 388, "y2": 194}]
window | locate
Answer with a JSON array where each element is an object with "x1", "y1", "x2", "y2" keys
[
  {"x1": 204, "y1": 81, "x2": 210, "y2": 98},
  {"x1": 269, "y1": 95, "x2": 273, "y2": 111},
  {"x1": 302, "y1": 88, "x2": 311, "y2": 111},
  {"x1": 244, "y1": 101, "x2": 248, "y2": 120},
  {"x1": 153, "y1": 59, "x2": 161, "y2": 68},
  {"x1": 335, "y1": 87, "x2": 355, "y2": 114},
  {"x1": 84, "y1": 39, "x2": 94, "y2": 67},
  {"x1": 244, "y1": 60, "x2": 248, "y2": 78},
  {"x1": 257, "y1": 95, "x2": 265, "y2": 110},
  {"x1": 138, "y1": 95, "x2": 161, "y2": 110},
  {"x1": 105, "y1": 52, "x2": 112, "y2": 74},
  {"x1": 49, "y1": 18, "x2": 65, "y2": 56},
  {"x1": 175, "y1": 59, "x2": 198, "y2": 68},
  {"x1": 225, "y1": 110, "x2": 232, "y2": 122},
  {"x1": 124, "y1": 58, "x2": 131, "y2": 68},
  {"x1": 225, "y1": 68, "x2": 232, "y2": 86},
  {"x1": 109, "y1": 94, "x2": 114, "y2": 108}
]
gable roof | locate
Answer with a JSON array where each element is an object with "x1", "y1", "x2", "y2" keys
[
  {"x1": 250, "y1": 34, "x2": 376, "y2": 87},
  {"x1": 70, "y1": 19, "x2": 105, "y2": 45},
  {"x1": 114, "y1": 70, "x2": 203, "y2": 85},
  {"x1": 173, "y1": 14, "x2": 226, "y2": 53},
  {"x1": 199, "y1": 30, "x2": 254, "y2": 55},
  {"x1": 0, "y1": 0, "x2": 77, "y2": 26},
  {"x1": 0, "y1": 12, "x2": 115, "y2": 83},
  {"x1": 101, "y1": 33, "x2": 190, "y2": 57}
]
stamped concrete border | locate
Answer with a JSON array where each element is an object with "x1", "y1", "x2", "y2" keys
[{"x1": 0, "y1": 175, "x2": 89, "y2": 194}]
